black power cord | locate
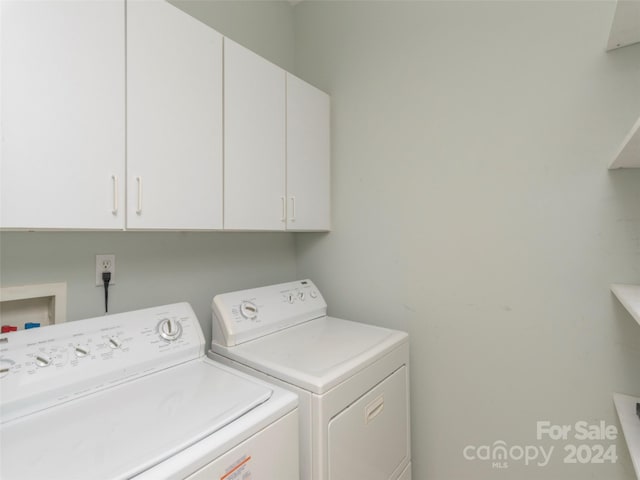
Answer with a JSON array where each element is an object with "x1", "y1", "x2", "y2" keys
[{"x1": 102, "y1": 271, "x2": 112, "y2": 313}]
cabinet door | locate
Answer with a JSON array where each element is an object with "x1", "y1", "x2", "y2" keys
[
  {"x1": 1, "y1": 0, "x2": 125, "y2": 229},
  {"x1": 224, "y1": 38, "x2": 286, "y2": 231},
  {"x1": 126, "y1": 0, "x2": 223, "y2": 230},
  {"x1": 286, "y1": 74, "x2": 331, "y2": 231}
]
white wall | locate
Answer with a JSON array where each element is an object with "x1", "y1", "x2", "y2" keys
[
  {"x1": 0, "y1": 232, "x2": 296, "y2": 343},
  {"x1": 293, "y1": 2, "x2": 640, "y2": 479},
  {"x1": 0, "y1": 0, "x2": 298, "y2": 346}
]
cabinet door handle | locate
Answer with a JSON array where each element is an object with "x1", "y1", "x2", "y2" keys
[
  {"x1": 289, "y1": 196, "x2": 296, "y2": 222},
  {"x1": 111, "y1": 175, "x2": 118, "y2": 215},
  {"x1": 281, "y1": 196, "x2": 286, "y2": 222},
  {"x1": 136, "y1": 176, "x2": 143, "y2": 215}
]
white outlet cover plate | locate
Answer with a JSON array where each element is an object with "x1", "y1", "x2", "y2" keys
[{"x1": 95, "y1": 254, "x2": 116, "y2": 286}]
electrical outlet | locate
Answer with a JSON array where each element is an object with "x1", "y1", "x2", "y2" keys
[{"x1": 95, "y1": 254, "x2": 116, "y2": 287}]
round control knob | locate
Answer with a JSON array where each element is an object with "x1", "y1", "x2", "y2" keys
[
  {"x1": 298, "y1": 291, "x2": 306, "y2": 301},
  {"x1": 310, "y1": 290, "x2": 318, "y2": 299},
  {"x1": 158, "y1": 318, "x2": 183, "y2": 341},
  {"x1": 35, "y1": 355, "x2": 52, "y2": 368},
  {"x1": 0, "y1": 358, "x2": 14, "y2": 378},
  {"x1": 239, "y1": 301, "x2": 258, "y2": 320},
  {"x1": 107, "y1": 337, "x2": 121, "y2": 349},
  {"x1": 74, "y1": 345, "x2": 90, "y2": 358},
  {"x1": 287, "y1": 294, "x2": 295, "y2": 304}
]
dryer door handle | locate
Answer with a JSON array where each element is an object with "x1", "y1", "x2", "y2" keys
[{"x1": 365, "y1": 395, "x2": 385, "y2": 424}]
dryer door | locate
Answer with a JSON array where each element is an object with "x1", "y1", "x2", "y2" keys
[{"x1": 328, "y1": 366, "x2": 409, "y2": 480}]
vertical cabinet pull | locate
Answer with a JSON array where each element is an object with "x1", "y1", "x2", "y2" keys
[
  {"x1": 136, "y1": 176, "x2": 143, "y2": 215},
  {"x1": 289, "y1": 196, "x2": 296, "y2": 222},
  {"x1": 111, "y1": 175, "x2": 118, "y2": 215},
  {"x1": 281, "y1": 196, "x2": 286, "y2": 222}
]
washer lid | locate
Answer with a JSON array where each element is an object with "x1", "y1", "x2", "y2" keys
[
  {"x1": 212, "y1": 317, "x2": 408, "y2": 394},
  {"x1": 0, "y1": 359, "x2": 273, "y2": 480}
]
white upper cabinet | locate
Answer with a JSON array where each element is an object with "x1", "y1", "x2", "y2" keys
[
  {"x1": 606, "y1": 0, "x2": 640, "y2": 51},
  {"x1": 223, "y1": 39, "x2": 331, "y2": 231},
  {"x1": 1, "y1": 0, "x2": 125, "y2": 229},
  {"x1": 1, "y1": 1, "x2": 329, "y2": 232},
  {"x1": 126, "y1": 0, "x2": 223, "y2": 230},
  {"x1": 286, "y1": 74, "x2": 331, "y2": 231},
  {"x1": 609, "y1": 116, "x2": 640, "y2": 169},
  {"x1": 223, "y1": 38, "x2": 287, "y2": 231}
]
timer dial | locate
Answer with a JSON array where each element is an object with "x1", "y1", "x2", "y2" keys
[
  {"x1": 239, "y1": 301, "x2": 258, "y2": 320},
  {"x1": 158, "y1": 318, "x2": 182, "y2": 341}
]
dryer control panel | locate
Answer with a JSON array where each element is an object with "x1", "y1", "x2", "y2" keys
[
  {"x1": 212, "y1": 279, "x2": 327, "y2": 346},
  {"x1": 0, "y1": 302, "x2": 204, "y2": 423}
]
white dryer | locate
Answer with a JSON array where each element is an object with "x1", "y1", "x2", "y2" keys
[
  {"x1": 209, "y1": 280, "x2": 411, "y2": 480},
  {"x1": 0, "y1": 302, "x2": 298, "y2": 480}
]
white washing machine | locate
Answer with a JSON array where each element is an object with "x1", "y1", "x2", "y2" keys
[
  {"x1": 0, "y1": 302, "x2": 299, "y2": 480},
  {"x1": 209, "y1": 280, "x2": 411, "y2": 480}
]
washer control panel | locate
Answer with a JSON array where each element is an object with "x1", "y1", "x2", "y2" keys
[
  {"x1": 0, "y1": 302, "x2": 204, "y2": 423},
  {"x1": 212, "y1": 279, "x2": 327, "y2": 346}
]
